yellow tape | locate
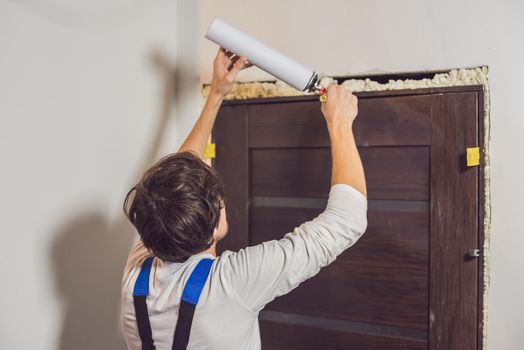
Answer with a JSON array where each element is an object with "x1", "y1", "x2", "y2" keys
[
  {"x1": 467, "y1": 147, "x2": 480, "y2": 167},
  {"x1": 204, "y1": 143, "x2": 216, "y2": 159}
]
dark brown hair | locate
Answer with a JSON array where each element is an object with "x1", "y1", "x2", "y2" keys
[{"x1": 123, "y1": 151, "x2": 225, "y2": 262}]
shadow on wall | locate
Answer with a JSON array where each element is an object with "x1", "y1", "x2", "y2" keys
[
  {"x1": 49, "y1": 48, "x2": 179, "y2": 349},
  {"x1": 51, "y1": 215, "x2": 134, "y2": 350}
]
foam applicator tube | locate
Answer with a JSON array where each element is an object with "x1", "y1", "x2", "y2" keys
[{"x1": 205, "y1": 17, "x2": 319, "y2": 92}]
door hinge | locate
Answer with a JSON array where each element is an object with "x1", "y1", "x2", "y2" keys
[
  {"x1": 466, "y1": 147, "x2": 480, "y2": 167},
  {"x1": 204, "y1": 143, "x2": 216, "y2": 159}
]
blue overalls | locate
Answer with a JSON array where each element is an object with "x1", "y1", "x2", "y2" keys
[{"x1": 133, "y1": 256, "x2": 214, "y2": 350}]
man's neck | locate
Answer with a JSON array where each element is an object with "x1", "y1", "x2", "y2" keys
[{"x1": 200, "y1": 241, "x2": 217, "y2": 256}]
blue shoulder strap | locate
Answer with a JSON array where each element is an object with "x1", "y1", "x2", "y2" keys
[
  {"x1": 172, "y1": 258, "x2": 214, "y2": 350},
  {"x1": 181, "y1": 258, "x2": 214, "y2": 304},
  {"x1": 133, "y1": 256, "x2": 156, "y2": 350},
  {"x1": 133, "y1": 256, "x2": 155, "y2": 297},
  {"x1": 132, "y1": 256, "x2": 214, "y2": 350}
]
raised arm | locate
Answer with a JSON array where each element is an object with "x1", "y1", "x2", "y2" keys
[
  {"x1": 123, "y1": 48, "x2": 251, "y2": 271},
  {"x1": 218, "y1": 83, "x2": 368, "y2": 313},
  {"x1": 322, "y1": 84, "x2": 367, "y2": 197},
  {"x1": 178, "y1": 48, "x2": 250, "y2": 158}
]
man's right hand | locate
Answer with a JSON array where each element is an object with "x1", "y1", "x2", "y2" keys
[
  {"x1": 320, "y1": 83, "x2": 359, "y2": 129},
  {"x1": 320, "y1": 83, "x2": 367, "y2": 197}
]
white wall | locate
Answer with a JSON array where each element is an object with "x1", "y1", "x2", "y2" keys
[
  {"x1": 196, "y1": 0, "x2": 524, "y2": 349},
  {"x1": 0, "y1": 0, "x2": 183, "y2": 348}
]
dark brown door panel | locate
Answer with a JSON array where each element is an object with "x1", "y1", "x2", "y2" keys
[
  {"x1": 248, "y1": 94, "x2": 432, "y2": 148},
  {"x1": 250, "y1": 206, "x2": 429, "y2": 271},
  {"x1": 250, "y1": 146, "x2": 429, "y2": 200},
  {"x1": 259, "y1": 320, "x2": 427, "y2": 350},
  {"x1": 214, "y1": 87, "x2": 484, "y2": 349}
]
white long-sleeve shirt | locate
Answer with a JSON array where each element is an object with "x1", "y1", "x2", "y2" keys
[{"x1": 121, "y1": 183, "x2": 368, "y2": 349}]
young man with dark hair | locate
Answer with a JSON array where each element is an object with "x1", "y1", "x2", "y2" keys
[{"x1": 121, "y1": 48, "x2": 367, "y2": 349}]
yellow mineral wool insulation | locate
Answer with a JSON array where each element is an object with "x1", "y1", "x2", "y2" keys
[
  {"x1": 202, "y1": 67, "x2": 488, "y2": 99},
  {"x1": 204, "y1": 66, "x2": 490, "y2": 348}
]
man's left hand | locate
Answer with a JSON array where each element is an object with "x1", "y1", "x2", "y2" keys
[{"x1": 209, "y1": 47, "x2": 252, "y2": 99}]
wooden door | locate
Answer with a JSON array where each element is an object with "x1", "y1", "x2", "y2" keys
[{"x1": 213, "y1": 86, "x2": 485, "y2": 350}]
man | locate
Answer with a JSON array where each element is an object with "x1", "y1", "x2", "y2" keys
[{"x1": 121, "y1": 47, "x2": 367, "y2": 349}]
